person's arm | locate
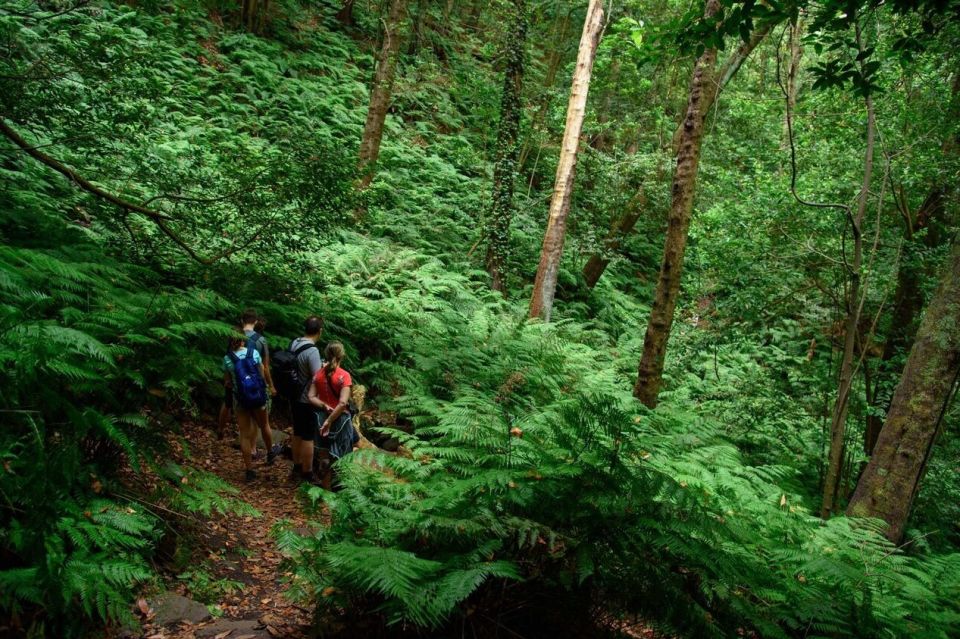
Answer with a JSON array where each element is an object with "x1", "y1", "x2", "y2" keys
[
  {"x1": 307, "y1": 379, "x2": 326, "y2": 410},
  {"x1": 261, "y1": 340, "x2": 276, "y2": 395},
  {"x1": 320, "y1": 384, "x2": 351, "y2": 437}
]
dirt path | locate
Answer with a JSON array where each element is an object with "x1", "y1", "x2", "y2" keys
[{"x1": 138, "y1": 416, "x2": 316, "y2": 639}]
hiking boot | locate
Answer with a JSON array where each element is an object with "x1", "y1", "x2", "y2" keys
[
  {"x1": 266, "y1": 449, "x2": 277, "y2": 465},
  {"x1": 288, "y1": 464, "x2": 300, "y2": 482},
  {"x1": 245, "y1": 469, "x2": 257, "y2": 482},
  {"x1": 300, "y1": 471, "x2": 321, "y2": 486}
]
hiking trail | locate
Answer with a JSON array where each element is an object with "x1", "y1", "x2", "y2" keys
[{"x1": 137, "y1": 414, "x2": 316, "y2": 639}]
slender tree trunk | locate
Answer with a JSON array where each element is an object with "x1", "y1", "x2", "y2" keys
[
  {"x1": 518, "y1": 12, "x2": 571, "y2": 172},
  {"x1": 582, "y1": 191, "x2": 646, "y2": 288},
  {"x1": 527, "y1": 0, "x2": 604, "y2": 321},
  {"x1": 632, "y1": 0, "x2": 721, "y2": 407},
  {"x1": 336, "y1": 0, "x2": 356, "y2": 27},
  {"x1": 864, "y1": 72, "x2": 958, "y2": 454},
  {"x1": 485, "y1": 0, "x2": 528, "y2": 292},
  {"x1": 669, "y1": 22, "x2": 773, "y2": 155},
  {"x1": 780, "y1": 17, "x2": 804, "y2": 150},
  {"x1": 586, "y1": 24, "x2": 769, "y2": 290},
  {"x1": 847, "y1": 240, "x2": 960, "y2": 542},
  {"x1": 820, "y1": 21, "x2": 876, "y2": 518},
  {"x1": 357, "y1": 0, "x2": 406, "y2": 190}
]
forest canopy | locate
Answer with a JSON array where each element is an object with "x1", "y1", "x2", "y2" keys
[{"x1": 1, "y1": 0, "x2": 959, "y2": 636}]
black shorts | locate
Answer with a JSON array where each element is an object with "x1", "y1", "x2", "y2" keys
[{"x1": 291, "y1": 402, "x2": 319, "y2": 440}]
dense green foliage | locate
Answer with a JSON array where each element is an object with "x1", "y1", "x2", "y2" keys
[{"x1": 1, "y1": 0, "x2": 958, "y2": 637}]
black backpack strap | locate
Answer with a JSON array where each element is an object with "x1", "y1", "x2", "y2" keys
[{"x1": 293, "y1": 343, "x2": 316, "y2": 356}]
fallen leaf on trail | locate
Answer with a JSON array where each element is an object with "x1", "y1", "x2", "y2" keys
[
  {"x1": 137, "y1": 598, "x2": 151, "y2": 615},
  {"x1": 266, "y1": 626, "x2": 282, "y2": 637},
  {"x1": 260, "y1": 598, "x2": 272, "y2": 604},
  {"x1": 213, "y1": 631, "x2": 233, "y2": 639}
]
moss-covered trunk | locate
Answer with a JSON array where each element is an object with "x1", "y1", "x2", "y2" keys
[
  {"x1": 485, "y1": 0, "x2": 527, "y2": 293},
  {"x1": 847, "y1": 240, "x2": 960, "y2": 542}
]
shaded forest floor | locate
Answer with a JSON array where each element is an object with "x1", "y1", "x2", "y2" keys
[
  {"x1": 130, "y1": 414, "x2": 663, "y2": 639},
  {"x1": 136, "y1": 414, "x2": 316, "y2": 639}
]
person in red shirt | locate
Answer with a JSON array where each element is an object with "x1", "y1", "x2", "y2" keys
[{"x1": 307, "y1": 341, "x2": 355, "y2": 488}]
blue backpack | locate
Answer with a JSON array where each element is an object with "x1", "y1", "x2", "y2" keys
[{"x1": 228, "y1": 333, "x2": 268, "y2": 410}]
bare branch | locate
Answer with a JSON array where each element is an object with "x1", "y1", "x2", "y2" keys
[{"x1": 0, "y1": 118, "x2": 252, "y2": 265}]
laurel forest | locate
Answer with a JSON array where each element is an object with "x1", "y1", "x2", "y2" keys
[{"x1": 0, "y1": 0, "x2": 958, "y2": 637}]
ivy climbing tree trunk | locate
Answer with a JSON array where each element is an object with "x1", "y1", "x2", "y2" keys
[
  {"x1": 632, "y1": 0, "x2": 720, "y2": 407},
  {"x1": 820, "y1": 21, "x2": 876, "y2": 518},
  {"x1": 485, "y1": 0, "x2": 527, "y2": 293},
  {"x1": 528, "y1": 0, "x2": 604, "y2": 321},
  {"x1": 847, "y1": 239, "x2": 960, "y2": 543},
  {"x1": 357, "y1": 0, "x2": 406, "y2": 190}
]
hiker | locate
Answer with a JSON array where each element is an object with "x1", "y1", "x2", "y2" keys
[
  {"x1": 222, "y1": 330, "x2": 269, "y2": 481},
  {"x1": 307, "y1": 341, "x2": 356, "y2": 489},
  {"x1": 242, "y1": 309, "x2": 277, "y2": 464},
  {"x1": 285, "y1": 316, "x2": 324, "y2": 483}
]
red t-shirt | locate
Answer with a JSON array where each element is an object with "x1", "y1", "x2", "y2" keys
[{"x1": 313, "y1": 367, "x2": 352, "y2": 411}]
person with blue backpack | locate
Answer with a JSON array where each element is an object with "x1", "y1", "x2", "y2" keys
[
  {"x1": 242, "y1": 309, "x2": 277, "y2": 465},
  {"x1": 222, "y1": 329, "x2": 270, "y2": 482}
]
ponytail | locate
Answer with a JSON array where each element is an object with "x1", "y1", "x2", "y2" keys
[{"x1": 324, "y1": 341, "x2": 345, "y2": 371}]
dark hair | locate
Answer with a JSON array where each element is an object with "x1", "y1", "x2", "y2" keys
[
  {"x1": 324, "y1": 341, "x2": 345, "y2": 371},
  {"x1": 227, "y1": 327, "x2": 245, "y2": 351},
  {"x1": 254, "y1": 318, "x2": 266, "y2": 333},
  {"x1": 241, "y1": 308, "x2": 258, "y2": 325},
  {"x1": 304, "y1": 316, "x2": 323, "y2": 336}
]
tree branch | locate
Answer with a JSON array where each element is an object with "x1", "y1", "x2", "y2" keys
[{"x1": 0, "y1": 118, "x2": 249, "y2": 265}]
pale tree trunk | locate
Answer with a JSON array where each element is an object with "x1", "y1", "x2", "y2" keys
[
  {"x1": 632, "y1": 0, "x2": 721, "y2": 407},
  {"x1": 586, "y1": 22, "x2": 770, "y2": 290},
  {"x1": 847, "y1": 240, "x2": 960, "y2": 542},
  {"x1": 528, "y1": 0, "x2": 605, "y2": 321},
  {"x1": 518, "y1": 11, "x2": 572, "y2": 172},
  {"x1": 820, "y1": 20, "x2": 876, "y2": 518},
  {"x1": 357, "y1": 0, "x2": 406, "y2": 190},
  {"x1": 485, "y1": 0, "x2": 528, "y2": 292}
]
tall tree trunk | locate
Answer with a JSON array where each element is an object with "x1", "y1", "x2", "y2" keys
[
  {"x1": 336, "y1": 0, "x2": 356, "y2": 27},
  {"x1": 632, "y1": 0, "x2": 721, "y2": 407},
  {"x1": 864, "y1": 72, "x2": 958, "y2": 455},
  {"x1": 847, "y1": 240, "x2": 960, "y2": 542},
  {"x1": 582, "y1": 190, "x2": 646, "y2": 289},
  {"x1": 485, "y1": 0, "x2": 528, "y2": 293},
  {"x1": 820, "y1": 20, "x2": 876, "y2": 518},
  {"x1": 668, "y1": 22, "x2": 773, "y2": 155},
  {"x1": 586, "y1": 23, "x2": 769, "y2": 291},
  {"x1": 357, "y1": 0, "x2": 406, "y2": 190},
  {"x1": 780, "y1": 17, "x2": 804, "y2": 151},
  {"x1": 528, "y1": 0, "x2": 604, "y2": 321}
]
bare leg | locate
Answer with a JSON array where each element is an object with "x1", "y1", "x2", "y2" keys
[
  {"x1": 218, "y1": 402, "x2": 232, "y2": 440},
  {"x1": 301, "y1": 440, "x2": 314, "y2": 475},
  {"x1": 291, "y1": 435, "x2": 302, "y2": 467},
  {"x1": 254, "y1": 407, "x2": 272, "y2": 451},
  {"x1": 237, "y1": 409, "x2": 257, "y2": 471},
  {"x1": 318, "y1": 450, "x2": 332, "y2": 490}
]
